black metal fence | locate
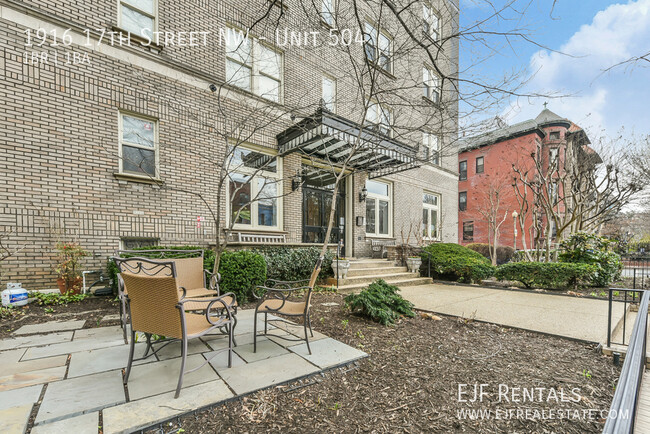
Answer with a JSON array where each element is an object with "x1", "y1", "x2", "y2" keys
[{"x1": 621, "y1": 256, "x2": 650, "y2": 290}]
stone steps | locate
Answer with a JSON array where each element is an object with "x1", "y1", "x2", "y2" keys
[
  {"x1": 346, "y1": 266, "x2": 409, "y2": 277},
  {"x1": 328, "y1": 258, "x2": 432, "y2": 293}
]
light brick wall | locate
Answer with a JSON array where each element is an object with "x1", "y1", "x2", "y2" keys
[{"x1": 0, "y1": 0, "x2": 459, "y2": 289}]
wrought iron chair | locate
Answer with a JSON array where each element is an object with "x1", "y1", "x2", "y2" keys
[
  {"x1": 115, "y1": 249, "x2": 237, "y2": 341},
  {"x1": 253, "y1": 257, "x2": 322, "y2": 355},
  {"x1": 113, "y1": 257, "x2": 236, "y2": 398}
]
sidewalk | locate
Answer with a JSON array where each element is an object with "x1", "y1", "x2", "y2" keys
[{"x1": 400, "y1": 283, "x2": 626, "y2": 343}]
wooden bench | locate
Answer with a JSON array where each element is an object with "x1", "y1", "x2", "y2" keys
[{"x1": 370, "y1": 239, "x2": 396, "y2": 259}]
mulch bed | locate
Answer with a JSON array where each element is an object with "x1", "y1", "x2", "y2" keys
[
  {"x1": 149, "y1": 293, "x2": 620, "y2": 434},
  {"x1": 0, "y1": 296, "x2": 120, "y2": 338}
]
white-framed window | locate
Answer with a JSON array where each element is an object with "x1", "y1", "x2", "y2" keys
[
  {"x1": 227, "y1": 145, "x2": 283, "y2": 230},
  {"x1": 118, "y1": 0, "x2": 157, "y2": 39},
  {"x1": 423, "y1": 132, "x2": 440, "y2": 165},
  {"x1": 322, "y1": 75, "x2": 336, "y2": 112},
  {"x1": 322, "y1": 0, "x2": 335, "y2": 26},
  {"x1": 423, "y1": 66, "x2": 441, "y2": 103},
  {"x1": 364, "y1": 22, "x2": 392, "y2": 74},
  {"x1": 423, "y1": 3, "x2": 440, "y2": 41},
  {"x1": 365, "y1": 101, "x2": 393, "y2": 136},
  {"x1": 422, "y1": 192, "x2": 440, "y2": 240},
  {"x1": 225, "y1": 27, "x2": 283, "y2": 102},
  {"x1": 365, "y1": 179, "x2": 392, "y2": 237},
  {"x1": 119, "y1": 112, "x2": 158, "y2": 178}
]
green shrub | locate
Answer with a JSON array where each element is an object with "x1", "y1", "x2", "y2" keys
[
  {"x1": 494, "y1": 262, "x2": 599, "y2": 289},
  {"x1": 218, "y1": 250, "x2": 267, "y2": 303},
  {"x1": 559, "y1": 232, "x2": 623, "y2": 287},
  {"x1": 29, "y1": 291, "x2": 92, "y2": 306},
  {"x1": 108, "y1": 246, "x2": 216, "y2": 294},
  {"x1": 420, "y1": 243, "x2": 495, "y2": 283},
  {"x1": 466, "y1": 243, "x2": 515, "y2": 265},
  {"x1": 344, "y1": 279, "x2": 415, "y2": 325},
  {"x1": 252, "y1": 246, "x2": 334, "y2": 282}
]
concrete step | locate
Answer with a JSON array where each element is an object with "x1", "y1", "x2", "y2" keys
[
  {"x1": 336, "y1": 277, "x2": 433, "y2": 293},
  {"x1": 326, "y1": 272, "x2": 419, "y2": 286},
  {"x1": 346, "y1": 266, "x2": 408, "y2": 277},
  {"x1": 347, "y1": 259, "x2": 393, "y2": 269}
]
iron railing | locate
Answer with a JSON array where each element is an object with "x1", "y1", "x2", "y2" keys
[
  {"x1": 603, "y1": 289, "x2": 649, "y2": 433},
  {"x1": 621, "y1": 256, "x2": 650, "y2": 290},
  {"x1": 608, "y1": 289, "x2": 642, "y2": 347}
]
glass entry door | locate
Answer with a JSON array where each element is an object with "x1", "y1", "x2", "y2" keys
[{"x1": 301, "y1": 166, "x2": 345, "y2": 255}]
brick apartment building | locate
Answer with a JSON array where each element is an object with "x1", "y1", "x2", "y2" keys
[
  {"x1": 457, "y1": 108, "x2": 597, "y2": 249},
  {"x1": 0, "y1": 0, "x2": 460, "y2": 289}
]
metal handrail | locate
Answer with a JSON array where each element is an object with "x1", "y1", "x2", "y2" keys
[{"x1": 603, "y1": 289, "x2": 649, "y2": 434}]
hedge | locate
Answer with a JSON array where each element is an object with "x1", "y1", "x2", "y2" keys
[
  {"x1": 558, "y1": 232, "x2": 623, "y2": 287},
  {"x1": 494, "y1": 262, "x2": 599, "y2": 289},
  {"x1": 252, "y1": 246, "x2": 334, "y2": 282},
  {"x1": 218, "y1": 250, "x2": 267, "y2": 303},
  {"x1": 465, "y1": 243, "x2": 515, "y2": 265},
  {"x1": 420, "y1": 243, "x2": 495, "y2": 283}
]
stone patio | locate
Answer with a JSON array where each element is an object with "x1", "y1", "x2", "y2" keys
[{"x1": 0, "y1": 309, "x2": 366, "y2": 434}]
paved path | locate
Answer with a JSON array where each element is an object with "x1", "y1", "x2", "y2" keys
[{"x1": 400, "y1": 283, "x2": 626, "y2": 343}]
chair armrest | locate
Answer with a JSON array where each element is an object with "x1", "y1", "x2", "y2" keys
[
  {"x1": 204, "y1": 270, "x2": 221, "y2": 294},
  {"x1": 178, "y1": 293, "x2": 237, "y2": 326}
]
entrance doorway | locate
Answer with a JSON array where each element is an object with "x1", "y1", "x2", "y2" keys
[{"x1": 301, "y1": 166, "x2": 346, "y2": 256}]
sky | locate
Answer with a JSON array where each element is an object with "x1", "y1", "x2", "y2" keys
[{"x1": 459, "y1": 0, "x2": 650, "y2": 139}]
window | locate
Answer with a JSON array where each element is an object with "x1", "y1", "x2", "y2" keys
[
  {"x1": 225, "y1": 27, "x2": 283, "y2": 102},
  {"x1": 322, "y1": 76, "x2": 336, "y2": 112},
  {"x1": 365, "y1": 101, "x2": 393, "y2": 136},
  {"x1": 227, "y1": 145, "x2": 282, "y2": 229},
  {"x1": 548, "y1": 182, "x2": 558, "y2": 204},
  {"x1": 423, "y1": 67, "x2": 440, "y2": 103},
  {"x1": 119, "y1": 113, "x2": 158, "y2": 178},
  {"x1": 422, "y1": 192, "x2": 440, "y2": 240},
  {"x1": 423, "y1": 132, "x2": 440, "y2": 165},
  {"x1": 119, "y1": 0, "x2": 157, "y2": 39},
  {"x1": 322, "y1": 0, "x2": 334, "y2": 26},
  {"x1": 364, "y1": 22, "x2": 392, "y2": 73},
  {"x1": 549, "y1": 147, "x2": 559, "y2": 163},
  {"x1": 366, "y1": 180, "x2": 391, "y2": 237},
  {"x1": 549, "y1": 131, "x2": 560, "y2": 140},
  {"x1": 423, "y1": 3, "x2": 440, "y2": 41},
  {"x1": 476, "y1": 156, "x2": 484, "y2": 174},
  {"x1": 459, "y1": 191, "x2": 467, "y2": 211},
  {"x1": 463, "y1": 221, "x2": 474, "y2": 241},
  {"x1": 459, "y1": 160, "x2": 467, "y2": 180}
]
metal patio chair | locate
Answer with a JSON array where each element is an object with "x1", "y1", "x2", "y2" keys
[
  {"x1": 113, "y1": 257, "x2": 236, "y2": 399},
  {"x1": 253, "y1": 257, "x2": 323, "y2": 355}
]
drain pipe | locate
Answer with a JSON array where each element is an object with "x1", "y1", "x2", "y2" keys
[{"x1": 81, "y1": 270, "x2": 95, "y2": 294}]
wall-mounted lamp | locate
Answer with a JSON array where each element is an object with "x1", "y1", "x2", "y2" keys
[
  {"x1": 356, "y1": 216, "x2": 366, "y2": 227},
  {"x1": 292, "y1": 172, "x2": 304, "y2": 191},
  {"x1": 359, "y1": 186, "x2": 368, "y2": 202}
]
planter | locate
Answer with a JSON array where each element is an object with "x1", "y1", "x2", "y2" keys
[
  {"x1": 331, "y1": 259, "x2": 351, "y2": 280},
  {"x1": 406, "y1": 257, "x2": 422, "y2": 273},
  {"x1": 57, "y1": 276, "x2": 83, "y2": 295}
]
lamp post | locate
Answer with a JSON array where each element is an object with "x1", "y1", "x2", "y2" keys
[{"x1": 512, "y1": 210, "x2": 518, "y2": 251}]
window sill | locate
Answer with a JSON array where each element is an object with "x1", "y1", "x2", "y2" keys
[
  {"x1": 422, "y1": 95, "x2": 441, "y2": 107},
  {"x1": 114, "y1": 173, "x2": 163, "y2": 185},
  {"x1": 368, "y1": 62, "x2": 396, "y2": 80},
  {"x1": 227, "y1": 227, "x2": 286, "y2": 233},
  {"x1": 111, "y1": 26, "x2": 164, "y2": 51},
  {"x1": 365, "y1": 234, "x2": 394, "y2": 240}
]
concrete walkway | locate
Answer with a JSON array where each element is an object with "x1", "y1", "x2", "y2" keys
[
  {"x1": 0, "y1": 310, "x2": 366, "y2": 434},
  {"x1": 400, "y1": 283, "x2": 626, "y2": 343}
]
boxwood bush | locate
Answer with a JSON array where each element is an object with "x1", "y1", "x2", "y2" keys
[
  {"x1": 420, "y1": 243, "x2": 495, "y2": 283},
  {"x1": 218, "y1": 250, "x2": 266, "y2": 303},
  {"x1": 344, "y1": 279, "x2": 415, "y2": 325},
  {"x1": 465, "y1": 243, "x2": 515, "y2": 265},
  {"x1": 558, "y1": 232, "x2": 623, "y2": 287},
  {"x1": 252, "y1": 246, "x2": 334, "y2": 282},
  {"x1": 495, "y1": 262, "x2": 599, "y2": 289}
]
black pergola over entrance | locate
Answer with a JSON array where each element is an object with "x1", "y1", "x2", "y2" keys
[{"x1": 276, "y1": 107, "x2": 420, "y2": 179}]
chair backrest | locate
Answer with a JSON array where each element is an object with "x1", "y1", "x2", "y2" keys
[
  {"x1": 172, "y1": 257, "x2": 205, "y2": 290},
  {"x1": 120, "y1": 273, "x2": 183, "y2": 339}
]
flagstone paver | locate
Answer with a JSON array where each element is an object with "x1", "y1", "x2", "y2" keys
[
  {"x1": 0, "y1": 349, "x2": 67, "y2": 376},
  {"x1": 155, "y1": 339, "x2": 210, "y2": 360},
  {"x1": 0, "y1": 404, "x2": 33, "y2": 434},
  {"x1": 35, "y1": 370, "x2": 125, "y2": 425},
  {"x1": 234, "y1": 339, "x2": 289, "y2": 363},
  {"x1": 289, "y1": 338, "x2": 367, "y2": 369},
  {"x1": 31, "y1": 412, "x2": 99, "y2": 434},
  {"x1": 0, "y1": 365, "x2": 67, "y2": 392},
  {"x1": 73, "y1": 326, "x2": 123, "y2": 341},
  {"x1": 67, "y1": 344, "x2": 149, "y2": 378},
  {"x1": 13, "y1": 320, "x2": 87, "y2": 336},
  {"x1": 103, "y1": 380, "x2": 233, "y2": 434},
  {"x1": 22, "y1": 337, "x2": 125, "y2": 361},
  {"x1": 216, "y1": 352, "x2": 320, "y2": 395},
  {"x1": 126, "y1": 354, "x2": 219, "y2": 400},
  {"x1": 0, "y1": 384, "x2": 42, "y2": 410},
  {"x1": 202, "y1": 349, "x2": 246, "y2": 369},
  {"x1": 0, "y1": 332, "x2": 73, "y2": 351}
]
